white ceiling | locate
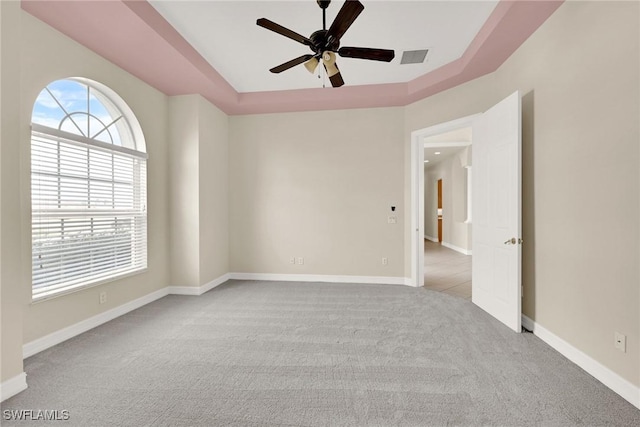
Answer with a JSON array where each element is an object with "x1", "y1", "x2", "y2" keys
[
  {"x1": 423, "y1": 126, "x2": 471, "y2": 166},
  {"x1": 424, "y1": 145, "x2": 466, "y2": 167},
  {"x1": 149, "y1": 0, "x2": 499, "y2": 93}
]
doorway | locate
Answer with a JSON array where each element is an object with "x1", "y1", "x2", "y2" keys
[
  {"x1": 422, "y1": 135, "x2": 473, "y2": 299},
  {"x1": 411, "y1": 115, "x2": 477, "y2": 289},
  {"x1": 410, "y1": 91, "x2": 522, "y2": 332}
]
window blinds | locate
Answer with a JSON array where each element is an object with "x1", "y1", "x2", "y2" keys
[{"x1": 31, "y1": 129, "x2": 147, "y2": 299}]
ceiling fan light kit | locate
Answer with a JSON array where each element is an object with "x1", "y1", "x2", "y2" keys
[
  {"x1": 256, "y1": 0, "x2": 395, "y2": 88},
  {"x1": 304, "y1": 57, "x2": 320, "y2": 74},
  {"x1": 322, "y1": 51, "x2": 339, "y2": 77}
]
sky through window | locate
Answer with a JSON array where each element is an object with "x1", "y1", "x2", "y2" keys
[{"x1": 33, "y1": 79, "x2": 123, "y2": 146}]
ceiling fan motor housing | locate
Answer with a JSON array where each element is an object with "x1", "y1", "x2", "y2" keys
[{"x1": 310, "y1": 30, "x2": 340, "y2": 55}]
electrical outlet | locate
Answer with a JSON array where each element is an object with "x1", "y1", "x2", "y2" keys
[
  {"x1": 289, "y1": 257, "x2": 295, "y2": 264},
  {"x1": 614, "y1": 332, "x2": 626, "y2": 352},
  {"x1": 382, "y1": 257, "x2": 388, "y2": 265},
  {"x1": 99, "y1": 291, "x2": 107, "y2": 304},
  {"x1": 296, "y1": 257, "x2": 304, "y2": 265},
  {"x1": 387, "y1": 216, "x2": 397, "y2": 224}
]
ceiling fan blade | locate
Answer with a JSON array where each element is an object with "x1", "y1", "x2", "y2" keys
[
  {"x1": 322, "y1": 51, "x2": 344, "y2": 88},
  {"x1": 338, "y1": 47, "x2": 395, "y2": 62},
  {"x1": 270, "y1": 54, "x2": 314, "y2": 74},
  {"x1": 257, "y1": 18, "x2": 313, "y2": 47},
  {"x1": 327, "y1": 0, "x2": 364, "y2": 42},
  {"x1": 328, "y1": 69, "x2": 345, "y2": 88}
]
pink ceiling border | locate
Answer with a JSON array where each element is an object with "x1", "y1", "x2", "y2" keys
[{"x1": 21, "y1": 0, "x2": 563, "y2": 115}]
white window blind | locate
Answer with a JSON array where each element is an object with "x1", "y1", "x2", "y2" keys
[{"x1": 31, "y1": 128, "x2": 147, "y2": 299}]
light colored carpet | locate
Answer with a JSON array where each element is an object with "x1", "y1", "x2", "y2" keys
[{"x1": 2, "y1": 280, "x2": 639, "y2": 426}]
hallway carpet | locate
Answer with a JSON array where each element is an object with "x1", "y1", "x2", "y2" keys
[{"x1": 3, "y1": 280, "x2": 639, "y2": 426}]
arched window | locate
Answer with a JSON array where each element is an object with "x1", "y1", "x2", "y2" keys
[{"x1": 31, "y1": 78, "x2": 147, "y2": 300}]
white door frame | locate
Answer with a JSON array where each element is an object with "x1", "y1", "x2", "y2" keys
[{"x1": 410, "y1": 114, "x2": 480, "y2": 287}]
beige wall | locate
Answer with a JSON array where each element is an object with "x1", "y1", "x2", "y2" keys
[
  {"x1": 424, "y1": 151, "x2": 471, "y2": 251},
  {"x1": 1, "y1": 0, "x2": 25, "y2": 383},
  {"x1": 197, "y1": 97, "x2": 229, "y2": 285},
  {"x1": 7, "y1": 10, "x2": 171, "y2": 351},
  {"x1": 229, "y1": 108, "x2": 405, "y2": 277},
  {"x1": 169, "y1": 96, "x2": 201, "y2": 287},
  {"x1": 406, "y1": 1, "x2": 639, "y2": 386},
  {"x1": 169, "y1": 95, "x2": 229, "y2": 287},
  {"x1": 504, "y1": 0, "x2": 638, "y2": 388}
]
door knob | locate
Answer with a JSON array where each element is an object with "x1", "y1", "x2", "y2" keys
[{"x1": 504, "y1": 237, "x2": 523, "y2": 245}]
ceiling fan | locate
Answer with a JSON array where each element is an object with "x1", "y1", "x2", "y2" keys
[{"x1": 256, "y1": 0, "x2": 395, "y2": 88}]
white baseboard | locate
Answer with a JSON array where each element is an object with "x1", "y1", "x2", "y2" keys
[
  {"x1": 168, "y1": 273, "x2": 231, "y2": 296},
  {"x1": 1, "y1": 372, "x2": 27, "y2": 402},
  {"x1": 229, "y1": 272, "x2": 410, "y2": 286},
  {"x1": 403, "y1": 277, "x2": 415, "y2": 287},
  {"x1": 23, "y1": 287, "x2": 170, "y2": 359},
  {"x1": 522, "y1": 315, "x2": 640, "y2": 409},
  {"x1": 424, "y1": 236, "x2": 472, "y2": 256},
  {"x1": 441, "y1": 241, "x2": 472, "y2": 255}
]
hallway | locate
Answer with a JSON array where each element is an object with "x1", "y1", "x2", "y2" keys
[{"x1": 423, "y1": 239, "x2": 472, "y2": 299}]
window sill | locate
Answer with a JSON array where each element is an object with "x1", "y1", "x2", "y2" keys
[{"x1": 31, "y1": 268, "x2": 148, "y2": 304}]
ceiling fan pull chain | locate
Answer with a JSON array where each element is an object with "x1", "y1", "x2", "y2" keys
[{"x1": 322, "y1": 65, "x2": 326, "y2": 88}]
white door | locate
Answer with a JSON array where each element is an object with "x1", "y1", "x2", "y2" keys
[{"x1": 472, "y1": 91, "x2": 522, "y2": 332}]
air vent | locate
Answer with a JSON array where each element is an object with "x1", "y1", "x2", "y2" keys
[{"x1": 400, "y1": 49, "x2": 429, "y2": 65}]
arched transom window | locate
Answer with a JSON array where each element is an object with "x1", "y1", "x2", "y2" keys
[{"x1": 31, "y1": 78, "x2": 147, "y2": 300}]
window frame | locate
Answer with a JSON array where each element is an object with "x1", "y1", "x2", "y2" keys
[{"x1": 30, "y1": 79, "x2": 148, "y2": 302}]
